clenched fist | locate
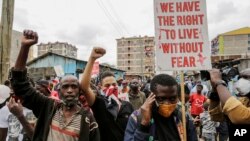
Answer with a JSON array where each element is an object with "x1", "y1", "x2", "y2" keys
[
  {"x1": 21, "y1": 30, "x2": 38, "y2": 48},
  {"x1": 91, "y1": 47, "x2": 106, "y2": 60}
]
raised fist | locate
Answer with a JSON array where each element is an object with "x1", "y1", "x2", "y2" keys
[
  {"x1": 21, "y1": 30, "x2": 38, "y2": 48},
  {"x1": 91, "y1": 47, "x2": 106, "y2": 60}
]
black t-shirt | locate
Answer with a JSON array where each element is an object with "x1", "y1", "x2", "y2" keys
[{"x1": 91, "y1": 95, "x2": 134, "y2": 141}]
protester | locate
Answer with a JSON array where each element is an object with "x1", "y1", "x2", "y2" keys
[
  {"x1": 190, "y1": 84, "x2": 207, "y2": 118},
  {"x1": 10, "y1": 30, "x2": 100, "y2": 141},
  {"x1": 128, "y1": 79, "x2": 146, "y2": 110},
  {"x1": 121, "y1": 80, "x2": 129, "y2": 94},
  {"x1": 191, "y1": 80, "x2": 209, "y2": 96},
  {"x1": 190, "y1": 84, "x2": 207, "y2": 138},
  {"x1": 118, "y1": 80, "x2": 130, "y2": 101},
  {"x1": 80, "y1": 47, "x2": 134, "y2": 141},
  {"x1": 0, "y1": 85, "x2": 11, "y2": 141},
  {"x1": 177, "y1": 84, "x2": 192, "y2": 119},
  {"x1": 209, "y1": 69, "x2": 250, "y2": 140},
  {"x1": 4, "y1": 80, "x2": 11, "y2": 88},
  {"x1": 199, "y1": 102, "x2": 219, "y2": 141},
  {"x1": 142, "y1": 79, "x2": 151, "y2": 98},
  {"x1": 0, "y1": 85, "x2": 10, "y2": 109},
  {"x1": 0, "y1": 80, "x2": 38, "y2": 141},
  {"x1": 215, "y1": 121, "x2": 229, "y2": 141},
  {"x1": 35, "y1": 79, "x2": 51, "y2": 96},
  {"x1": 117, "y1": 77, "x2": 123, "y2": 93},
  {"x1": 124, "y1": 74, "x2": 197, "y2": 141}
]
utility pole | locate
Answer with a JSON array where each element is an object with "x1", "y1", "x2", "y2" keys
[
  {"x1": 0, "y1": 0, "x2": 15, "y2": 83},
  {"x1": 140, "y1": 37, "x2": 144, "y2": 82}
]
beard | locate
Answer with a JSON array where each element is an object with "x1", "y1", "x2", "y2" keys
[{"x1": 61, "y1": 95, "x2": 78, "y2": 108}]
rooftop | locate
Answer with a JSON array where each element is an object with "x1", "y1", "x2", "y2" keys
[{"x1": 221, "y1": 27, "x2": 250, "y2": 36}]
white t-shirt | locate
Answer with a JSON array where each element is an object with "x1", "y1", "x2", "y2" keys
[{"x1": 0, "y1": 105, "x2": 36, "y2": 141}]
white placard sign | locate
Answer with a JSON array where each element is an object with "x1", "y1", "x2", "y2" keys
[{"x1": 154, "y1": 0, "x2": 211, "y2": 71}]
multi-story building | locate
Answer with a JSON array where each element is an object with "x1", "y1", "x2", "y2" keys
[
  {"x1": 10, "y1": 30, "x2": 34, "y2": 67},
  {"x1": 37, "y1": 42, "x2": 77, "y2": 58},
  {"x1": 211, "y1": 27, "x2": 250, "y2": 55},
  {"x1": 116, "y1": 36, "x2": 155, "y2": 80}
]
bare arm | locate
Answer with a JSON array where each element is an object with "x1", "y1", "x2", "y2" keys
[
  {"x1": 80, "y1": 47, "x2": 106, "y2": 106},
  {"x1": 216, "y1": 85, "x2": 232, "y2": 105},
  {"x1": 7, "y1": 98, "x2": 34, "y2": 139},
  {"x1": 209, "y1": 69, "x2": 232, "y2": 105},
  {"x1": 17, "y1": 115, "x2": 34, "y2": 139}
]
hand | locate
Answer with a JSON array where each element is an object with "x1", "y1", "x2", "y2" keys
[
  {"x1": 209, "y1": 69, "x2": 222, "y2": 86},
  {"x1": 21, "y1": 30, "x2": 38, "y2": 48},
  {"x1": 7, "y1": 97, "x2": 24, "y2": 118},
  {"x1": 193, "y1": 116, "x2": 200, "y2": 122},
  {"x1": 91, "y1": 47, "x2": 106, "y2": 60},
  {"x1": 140, "y1": 93, "x2": 155, "y2": 126}
]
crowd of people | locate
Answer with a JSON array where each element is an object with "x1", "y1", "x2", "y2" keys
[{"x1": 0, "y1": 30, "x2": 249, "y2": 141}]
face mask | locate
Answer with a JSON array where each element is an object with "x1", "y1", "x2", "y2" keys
[
  {"x1": 158, "y1": 103, "x2": 177, "y2": 118},
  {"x1": 103, "y1": 86, "x2": 119, "y2": 97},
  {"x1": 235, "y1": 78, "x2": 250, "y2": 96}
]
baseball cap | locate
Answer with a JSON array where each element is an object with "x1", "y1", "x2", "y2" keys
[{"x1": 0, "y1": 85, "x2": 11, "y2": 104}]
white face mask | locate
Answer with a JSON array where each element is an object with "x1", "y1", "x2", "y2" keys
[{"x1": 234, "y1": 78, "x2": 250, "y2": 96}]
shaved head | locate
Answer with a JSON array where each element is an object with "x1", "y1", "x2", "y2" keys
[
  {"x1": 61, "y1": 75, "x2": 78, "y2": 83},
  {"x1": 60, "y1": 75, "x2": 80, "y2": 108}
]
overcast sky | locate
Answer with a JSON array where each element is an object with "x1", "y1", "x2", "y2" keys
[{"x1": 0, "y1": 0, "x2": 249, "y2": 65}]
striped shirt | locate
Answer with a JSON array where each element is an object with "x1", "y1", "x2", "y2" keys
[
  {"x1": 47, "y1": 107, "x2": 82, "y2": 141},
  {"x1": 200, "y1": 111, "x2": 219, "y2": 134}
]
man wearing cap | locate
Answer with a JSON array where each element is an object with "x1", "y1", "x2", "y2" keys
[
  {"x1": 0, "y1": 85, "x2": 11, "y2": 141},
  {"x1": 0, "y1": 85, "x2": 10, "y2": 109}
]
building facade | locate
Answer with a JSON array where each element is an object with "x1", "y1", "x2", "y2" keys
[
  {"x1": 10, "y1": 30, "x2": 34, "y2": 67},
  {"x1": 211, "y1": 27, "x2": 250, "y2": 55},
  {"x1": 27, "y1": 52, "x2": 125, "y2": 81},
  {"x1": 37, "y1": 42, "x2": 78, "y2": 58},
  {"x1": 116, "y1": 36, "x2": 155, "y2": 80}
]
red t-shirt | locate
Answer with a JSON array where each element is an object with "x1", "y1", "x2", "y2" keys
[{"x1": 190, "y1": 93, "x2": 207, "y2": 116}]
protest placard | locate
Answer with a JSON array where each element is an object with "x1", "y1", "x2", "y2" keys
[{"x1": 154, "y1": 0, "x2": 211, "y2": 71}]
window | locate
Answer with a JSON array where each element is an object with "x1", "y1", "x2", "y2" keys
[
  {"x1": 248, "y1": 34, "x2": 250, "y2": 37},
  {"x1": 128, "y1": 60, "x2": 130, "y2": 64},
  {"x1": 128, "y1": 47, "x2": 130, "y2": 51},
  {"x1": 128, "y1": 53, "x2": 130, "y2": 56},
  {"x1": 128, "y1": 67, "x2": 130, "y2": 70},
  {"x1": 248, "y1": 47, "x2": 250, "y2": 51},
  {"x1": 248, "y1": 41, "x2": 250, "y2": 44}
]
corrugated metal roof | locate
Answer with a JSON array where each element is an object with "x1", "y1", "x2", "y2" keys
[{"x1": 27, "y1": 52, "x2": 125, "y2": 72}]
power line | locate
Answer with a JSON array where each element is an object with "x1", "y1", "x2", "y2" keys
[
  {"x1": 95, "y1": 0, "x2": 125, "y2": 36},
  {"x1": 106, "y1": 0, "x2": 130, "y2": 35}
]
